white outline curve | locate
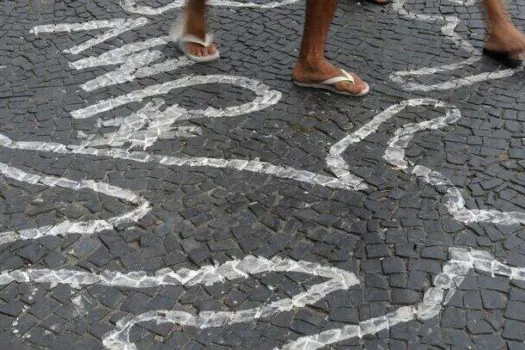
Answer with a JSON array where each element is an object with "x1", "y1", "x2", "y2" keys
[
  {"x1": 390, "y1": 0, "x2": 523, "y2": 91},
  {"x1": 279, "y1": 247, "x2": 525, "y2": 349},
  {"x1": 120, "y1": 0, "x2": 301, "y2": 15},
  {"x1": 0, "y1": 162, "x2": 151, "y2": 246}
]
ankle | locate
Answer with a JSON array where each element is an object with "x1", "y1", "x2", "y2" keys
[
  {"x1": 489, "y1": 18, "x2": 515, "y2": 32},
  {"x1": 298, "y1": 51, "x2": 329, "y2": 68},
  {"x1": 184, "y1": 23, "x2": 206, "y2": 38},
  {"x1": 185, "y1": 9, "x2": 207, "y2": 37},
  {"x1": 294, "y1": 58, "x2": 337, "y2": 82}
]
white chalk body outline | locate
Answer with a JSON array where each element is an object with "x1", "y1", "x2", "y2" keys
[
  {"x1": 3, "y1": 7, "x2": 524, "y2": 350},
  {"x1": 101, "y1": 256, "x2": 359, "y2": 350},
  {"x1": 389, "y1": 0, "x2": 522, "y2": 91},
  {"x1": 5, "y1": 95, "x2": 525, "y2": 348},
  {"x1": 380, "y1": 99, "x2": 525, "y2": 225},
  {"x1": 0, "y1": 161, "x2": 151, "y2": 246},
  {"x1": 279, "y1": 247, "x2": 525, "y2": 349},
  {"x1": 120, "y1": 0, "x2": 301, "y2": 15}
]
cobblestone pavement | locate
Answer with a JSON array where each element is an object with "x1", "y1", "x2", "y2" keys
[{"x1": 1, "y1": 0, "x2": 525, "y2": 349}]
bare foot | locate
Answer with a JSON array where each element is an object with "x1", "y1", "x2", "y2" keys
[
  {"x1": 293, "y1": 59, "x2": 369, "y2": 96},
  {"x1": 182, "y1": 4, "x2": 218, "y2": 58},
  {"x1": 182, "y1": 41, "x2": 218, "y2": 58},
  {"x1": 485, "y1": 24, "x2": 525, "y2": 55}
]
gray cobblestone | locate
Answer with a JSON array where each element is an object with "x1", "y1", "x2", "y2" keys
[{"x1": 1, "y1": 0, "x2": 525, "y2": 348}]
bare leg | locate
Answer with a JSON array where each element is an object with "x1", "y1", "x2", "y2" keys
[
  {"x1": 293, "y1": 0, "x2": 369, "y2": 96},
  {"x1": 484, "y1": 0, "x2": 525, "y2": 54},
  {"x1": 183, "y1": 0, "x2": 217, "y2": 58}
]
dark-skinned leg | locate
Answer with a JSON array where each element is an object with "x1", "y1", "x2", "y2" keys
[
  {"x1": 182, "y1": 0, "x2": 217, "y2": 58},
  {"x1": 293, "y1": 0, "x2": 369, "y2": 96},
  {"x1": 483, "y1": 0, "x2": 525, "y2": 55}
]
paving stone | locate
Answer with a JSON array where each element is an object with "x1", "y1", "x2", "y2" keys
[
  {"x1": 1, "y1": 1, "x2": 525, "y2": 348},
  {"x1": 467, "y1": 317, "x2": 494, "y2": 335},
  {"x1": 382, "y1": 257, "x2": 406, "y2": 274},
  {"x1": 16, "y1": 244, "x2": 46, "y2": 264},
  {"x1": 329, "y1": 307, "x2": 359, "y2": 323},
  {"x1": 505, "y1": 301, "x2": 525, "y2": 321},
  {"x1": 472, "y1": 334, "x2": 506, "y2": 350},
  {"x1": 442, "y1": 328, "x2": 472, "y2": 348},
  {"x1": 481, "y1": 290, "x2": 508, "y2": 309},
  {"x1": 463, "y1": 291, "x2": 483, "y2": 309},
  {"x1": 504, "y1": 320, "x2": 525, "y2": 341},
  {"x1": 391, "y1": 288, "x2": 420, "y2": 305},
  {"x1": 28, "y1": 298, "x2": 60, "y2": 319},
  {"x1": 508, "y1": 341, "x2": 525, "y2": 350},
  {"x1": 365, "y1": 274, "x2": 389, "y2": 289},
  {"x1": 441, "y1": 308, "x2": 467, "y2": 329},
  {"x1": 0, "y1": 300, "x2": 25, "y2": 319},
  {"x1": 478, "y1": 275, "x2": 509, "y2": 293}
]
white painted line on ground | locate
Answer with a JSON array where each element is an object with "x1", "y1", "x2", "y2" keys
[
  {"x1": 0, "y1": 228, "x2": 520, "y2": 350},
  {"x1": 31, "y1": 18, "x2": 150, "y2": 55},
  {"x1": 383, "y1": 100, "x2": 461, "y2": 170},
  {"x1": 0, "y1": 255, "x2": 357, "y2": 289},
  {"x1": 377, "y1": 99, "x2": 525, "y2": 225},
  {"x1": 328, "y1": 99, "x2": 430, "y2": 186},
  {"x1": 76, "y1": 40, "x2": 195, "y2": 92},
  {"x1": 120, "y1": 0, "x2": 300, "y2": 15},
  {"x1": 31, "y1": 20, "x2": 131, "y2": 34},
  {"x1": 69, "y1": 37, "x2": 169, "y2": 70},
  {"x1": 28, "y1": 18, "x2": 368, "y2": 190},
  {"x1": 83, "y1": 100, "x2": 195, "y2": 150},
  {"x1": 70, "y1": 74, "x2": 282, "y2": 120},
  {"x1": 414, "y1": 166, "x2": 525, "y2": 225},
  {"x1": 389, "y1": 0, "x2": 522, "y2": 91},
  {"x1": 101, "y1": 256, "x2": 358, "y2": 349},
  {"x1": 0, "y1": 254, "x2": 357, "y2": 350},
  {"x1": 278, "y1": 247, "x2": 524, "y2": 350},
  {"x1": 0, "y1": 162, "x2": 151, "y2": 245},
  {"x1": 0, "y1": 134, "x2": 358, "y2": 190},
  {"x1": 328, "y1": 99, "x2": 455, "y2": 191}
]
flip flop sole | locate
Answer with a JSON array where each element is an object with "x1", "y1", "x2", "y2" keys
[
  {"x1": 293, "y1": 80, "x2": 370, "y2": 97},
  {"x1": 177, "y1": 41, "x2": 220, "y2": 63},
  {"x1": 179, "y1": 41, "x2": 220, "y2": 63},
  {"x1": 169, "y1": 15, "x2": 220, "y2": 63}
]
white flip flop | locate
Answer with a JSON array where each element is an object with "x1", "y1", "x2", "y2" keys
[
  {"x1": 169, "y1": 14, "x2": 220, "y2": 63},
  {"x1": 293, "y1": 69, "x2": 369, "y2": 97}
]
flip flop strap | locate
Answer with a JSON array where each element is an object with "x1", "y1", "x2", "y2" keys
[
  {"x1": 321, "y1": 69, "x2": 355, "y2": 85},
  {"x1": 180, "y1": 33, "x2": 214, "y2": 48}
]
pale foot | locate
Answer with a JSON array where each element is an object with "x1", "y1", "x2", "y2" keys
[
  {"x1": 182, "y1": 40, "x2": 218, "y2": 59},
  {"x1": 180, "y1": 4, "x2": 218, "y2": 59}
]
